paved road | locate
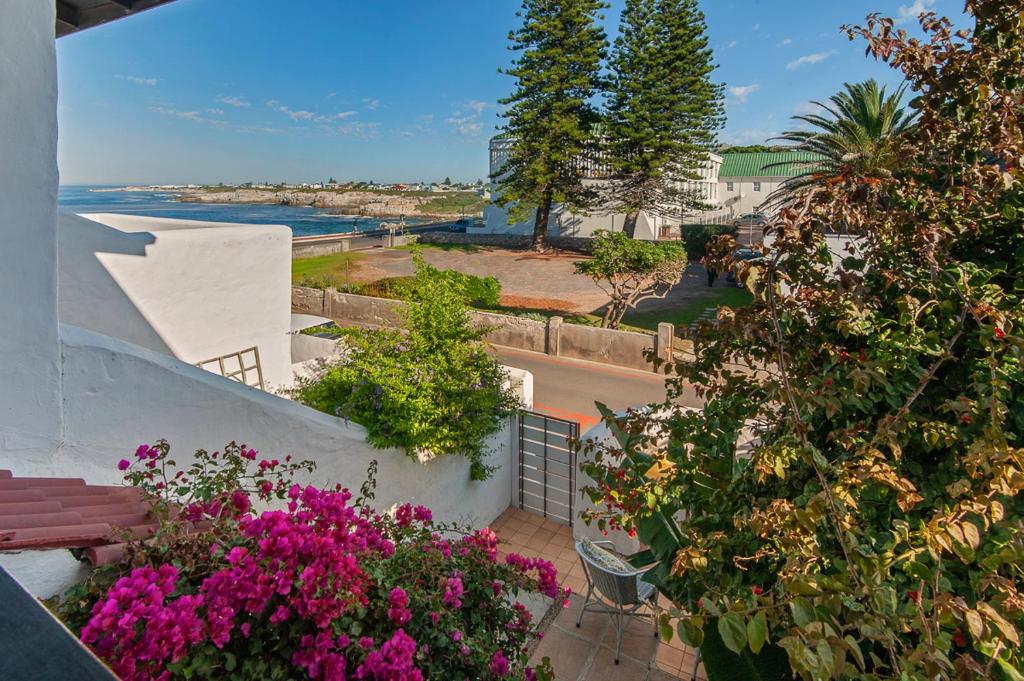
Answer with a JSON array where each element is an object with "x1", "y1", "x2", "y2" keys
[
  {"x1": 345, "y1": 223, "x2": 457, "y2": 251},
  {"x1": 490, "y1": 345, "x2": 700, "y2": 430}
]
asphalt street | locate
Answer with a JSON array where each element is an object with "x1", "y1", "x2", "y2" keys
[{"x1": 490, "y1": 345, "x2": 700, "y2": 430}]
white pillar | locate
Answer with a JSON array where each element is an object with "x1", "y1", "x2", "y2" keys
[{"x1": 0, "y1": 1, "x2": 63, "y2": 458}]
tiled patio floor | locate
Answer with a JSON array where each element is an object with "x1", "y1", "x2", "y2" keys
[{"x1": 492, "y1": 507, "x2": 707, "y2": 681}]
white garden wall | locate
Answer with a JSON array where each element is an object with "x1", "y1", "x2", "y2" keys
[
  {"x1": 59, "y1": 212, "x2": 294, "y2": 389},
  {"x1": 37, "y1": 324, "x2": 514, "y2": 529},
  {"x1": 0, "y1": 1, "x2": 63, "y2": 456}
]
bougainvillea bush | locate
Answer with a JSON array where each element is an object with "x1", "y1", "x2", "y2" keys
[
  {"x1": 581, "y1": 2, "x2": 1024, "y2": 680},
  {"x1": 293, "y1": 254, "x2": 519, "y2": 481},
  {"x1": 53, "y1": 442, "x2": 562, "y2": 680}
]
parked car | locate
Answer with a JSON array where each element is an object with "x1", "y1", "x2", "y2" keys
[
  {"x1": 731, "y1": 212, "x2": 768, "y2": 228},
  {"x1": 725, "y1": 247, "x2": 763, "y2": 286},
  {"x1": 449, "y1": 217, "x2": 472, "y2": 233}
]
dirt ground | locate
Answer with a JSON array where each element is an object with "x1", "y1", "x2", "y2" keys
[{"x1": 349, "y1": 246, "x2": 717, "y2": 316}]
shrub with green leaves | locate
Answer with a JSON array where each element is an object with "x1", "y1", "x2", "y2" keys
[
  {"x1": 360, "y1": 266, "x2": 502, "y2": 310},
  {"x1": 574, "y1": 230, "x2": 687, "y2": 328},
  {"x1": 680, "y1": 224, "x2": 738, "y2": 260},
  {"x1": 581, "y1": 3, "x2": 1024, "y2": 679},
  {"x1": 293, "y1": 256, "x2": 519, "y2": 480}
]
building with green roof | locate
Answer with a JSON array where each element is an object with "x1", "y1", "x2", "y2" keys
[{"x1": 718, "y1": 150, "x2": 824, "y2": 215}]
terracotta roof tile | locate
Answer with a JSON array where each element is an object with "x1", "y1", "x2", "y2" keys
[{"x1": 0, "y1": 472, "x2": 157, "y2": 563}]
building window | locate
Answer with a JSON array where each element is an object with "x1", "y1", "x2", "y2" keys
[
  {"x1": 726, "y1": 182, "x2": 734, "y2": 192},
  {"x1": 753, "y1": 182, "x2": 762, "y2": 192}
]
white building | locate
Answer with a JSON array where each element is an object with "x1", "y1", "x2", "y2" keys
[
  {"x1": 1, "y1": 1, "x2": 525, "y2": 597},
  {"x1": 717, "y1": 150, "x2": 822, "y2": 216},
  {"x1": 480, "y1": 136, "x2": 724, "y2": 240}
]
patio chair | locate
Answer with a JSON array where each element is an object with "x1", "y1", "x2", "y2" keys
[{"x1": 574, "y1": 539, "x2": 659, "y2": 664}]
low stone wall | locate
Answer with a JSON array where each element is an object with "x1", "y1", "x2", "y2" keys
[
  {"x1": 292, "y1": 286, "x2": 673, "y2": 371},
  {"x1": 417, "y1": 231, "x2": 595, "y2": 254}
]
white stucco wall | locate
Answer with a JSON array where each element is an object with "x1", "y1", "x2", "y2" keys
[
  {"x1": 36, "y1": 324, "x2": 513, "y2": 529},
  {"x1": 0, "y1": 1, "x2": 63, "y2": 456},
  {"x1": 718, "y1": 177, "x2": 787, "y2": 215},
  {"x1": 59, "y1": 212, "x2": 294, "y2": 389},
  {"x1": 0, "y1": 549, "x2": 91, "y2": 600},
  {"x1": 481, "y1": 202, "x2": 662, "y2": 241}
]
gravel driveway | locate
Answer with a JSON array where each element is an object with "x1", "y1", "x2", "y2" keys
[{"x1": 351, "y1": 247, "x2": 716, "y2": 316}]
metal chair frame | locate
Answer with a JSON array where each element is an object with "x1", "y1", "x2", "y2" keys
[{"x1": 574, "y1": 540, "x2": 659, "y2": 665}]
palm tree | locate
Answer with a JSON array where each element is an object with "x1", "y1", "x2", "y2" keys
[{"x1": 769, "y1": 79, "x2": 916, "y2": 203}]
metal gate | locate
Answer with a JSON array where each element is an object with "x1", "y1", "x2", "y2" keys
[{"x1": 518, "y1": 411, "x2": 579, "y2": 526}]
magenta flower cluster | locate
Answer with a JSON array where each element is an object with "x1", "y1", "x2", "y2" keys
[{"x1": 78, "y1": 468, "x2": 568, "y2": 681}]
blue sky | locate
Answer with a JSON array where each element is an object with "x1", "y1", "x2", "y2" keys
[{"x1": 57, "y1": 0, "x2": 965, "y2": 185}]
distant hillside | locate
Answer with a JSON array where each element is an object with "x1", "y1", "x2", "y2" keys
[{"x1": 178, "y1": 187, "x2": 485, "y2": 218}]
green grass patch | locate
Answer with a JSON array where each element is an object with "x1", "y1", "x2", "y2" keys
[
  {"x1": 292, "y1": 252, "x2": 365, "y2": 288},
  {"x1": 622, "y1": 287, "x2": 754, "y2": 331},
  {"x1": 419, "y1": 193, "x2": 485, "y2": 216},
  {"x1": 483, "y1": 286, "x2": 753, "y2": 333}
]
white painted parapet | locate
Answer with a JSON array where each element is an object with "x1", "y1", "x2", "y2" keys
[
  {"x1": 59, "y1": 212, "x2": 294, "y2": 389},
  {"x1": 41, "y1": 324, "x2": 513, "y2": 530}
]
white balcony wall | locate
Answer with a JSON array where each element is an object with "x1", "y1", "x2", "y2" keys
[
  {"x1": 0, "y1": 0, "x2": 63, "y2": 455},
  {"x1": 30, "y1": 324, "x2": 513, "y2": 529},
  {"x1": 59, "y1": 213, "x2": 294, "y2": 390}
]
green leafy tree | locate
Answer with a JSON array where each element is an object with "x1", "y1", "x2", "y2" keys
[
  {"x1": 604, "y1": 0, "x2": 724, "y2": 238},
  {"x1": 495, "y1": 0, "x2": 608, "y2": 251},
  {"x1": 581, "y1": 2, "x2": 1024, "y2": 679},
  {"x1": 293, "y1": 255, "x2": 519, "y2": 480},
  {"x1": 575, "y1": 230, "x2": 686, "y2": 328},
  {"x1": 769, "y1": 79, "x2": 915, "y2": 205}
]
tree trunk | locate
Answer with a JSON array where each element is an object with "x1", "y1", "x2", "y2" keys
[
  {"x1": 533, "y1": 195, "x2": 552, "y2": 252},
  {"x1": 622, "y1": 211, "x2": 640, "y2": 240}
]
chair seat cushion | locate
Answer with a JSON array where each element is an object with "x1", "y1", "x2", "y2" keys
[
  {"x1": 578, "y1": 538, "x2": 633, "y2": 573},
  {"x1": 637, "y1": 578, "x2": 656, "y2": 602}
]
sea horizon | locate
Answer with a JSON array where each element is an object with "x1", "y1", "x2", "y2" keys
[{"x1": 58, "y1": 184, "x2": 432, "y2": 238}]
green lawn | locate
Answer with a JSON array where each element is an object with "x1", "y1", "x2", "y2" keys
[
  {"x1": 483, "y1": 286, "x2": 753, "y2": 334},
  {"x1": 292, "y1": 252, "x2": 365, "y2": 287},
  {"x1": 621, "y1": 286, "x2": 754, "y2": 331}
]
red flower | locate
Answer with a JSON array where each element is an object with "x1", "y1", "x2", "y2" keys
[
  {"x1": 117, "y1": 459, "x2": 131, "y2": 471},
  {"x1": 952, "y1": 628, "x2": 967, "y2": 647},
  {"x1": 994, "y1": 327, "x2": 1006, "y2": 340},
  {"x1": 907, "y1": 590, "x2": 920, "y2": 603},
  {"x1": 823, "y1": 378, "x2": 834, "y2": 388},
  {"x1": 751, "y1": 585, "x2": 763, "y2": 596}
]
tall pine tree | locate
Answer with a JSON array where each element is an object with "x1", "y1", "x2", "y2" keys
[
  {"x1": 495, "y1": 0, "x2": 608, "y2": 251},
  {"x1": 604, "y1": 0, "x2": 723, "y2": 238}
]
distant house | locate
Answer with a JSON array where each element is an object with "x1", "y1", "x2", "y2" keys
[
  {"x1": 717, "y1": 150, "x2": 823, "y2": 215},
  {"x1": 482, "y1": 135, "x2": 724, "y2": 240}
]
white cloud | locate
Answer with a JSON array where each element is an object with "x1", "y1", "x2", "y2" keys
[
  {"x1": 217, "y1": 95, "x2": 250, "y2": 108},
  {"x1": 119, "y1": 75, "x2": 157, "y2": 86},
  {"x1": 267, "y1": 100, "x2": 316, "y2": 121},
  {"x1": 326, "y1": 92, "x2": 337, "y2": 99},
  {"x1": 793, "y1": 101, "x2": 818, "y2": 116},
  {"x1": 362, "y1": 97, "x2": 380, "y2": 110},
  {"x1": 787, "y1": 50, "x2": 837, "y2": 70},
  {"x1": 333, "y1": 121, "x2": 380, "y2": 139},
  {"x1": 206, "y1": 108, "x2": 225, "y2": 116},
  {"x1": 752, "y1": 23, "x2": 760, "y2": 31},
  {"x1": 727, "y1": 84, "x2": 761, "y2": 103},
  {"x1": 268, "y1": 99, "x2": 357, "y2": 123},
  {"x1": 776, "y1": 38, "x2": 792, "y2": 47},
  {"x1": 446, "y1": 101, "x2": 490, "y2": 137},
  {"x1": 723, "y1": 128, "x2": 778, "y2": 145},
  {"x1": 726, "y1": 40, "x2": 737, "y2": 49},
  {"x1": 419, "y1": 114, "x2": 434, "y2": 124},
  {"x1": 896, "y1": 0, "x2": 936, "y2": 24},
  {"x1": 447, "y1": 114, "x2": 483, "y2": 137},
  {"x1": 150, "y1": 106, "x2": 226, "y2": 127}
]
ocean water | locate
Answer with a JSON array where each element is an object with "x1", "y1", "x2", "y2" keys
[{"x1": 58, "y1": 185, "x2": 430, "y2": 237}]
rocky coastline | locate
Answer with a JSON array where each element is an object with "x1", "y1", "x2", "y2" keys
[{"x1": 175, "y1": 187, "x2": 477, "y2": 219}]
